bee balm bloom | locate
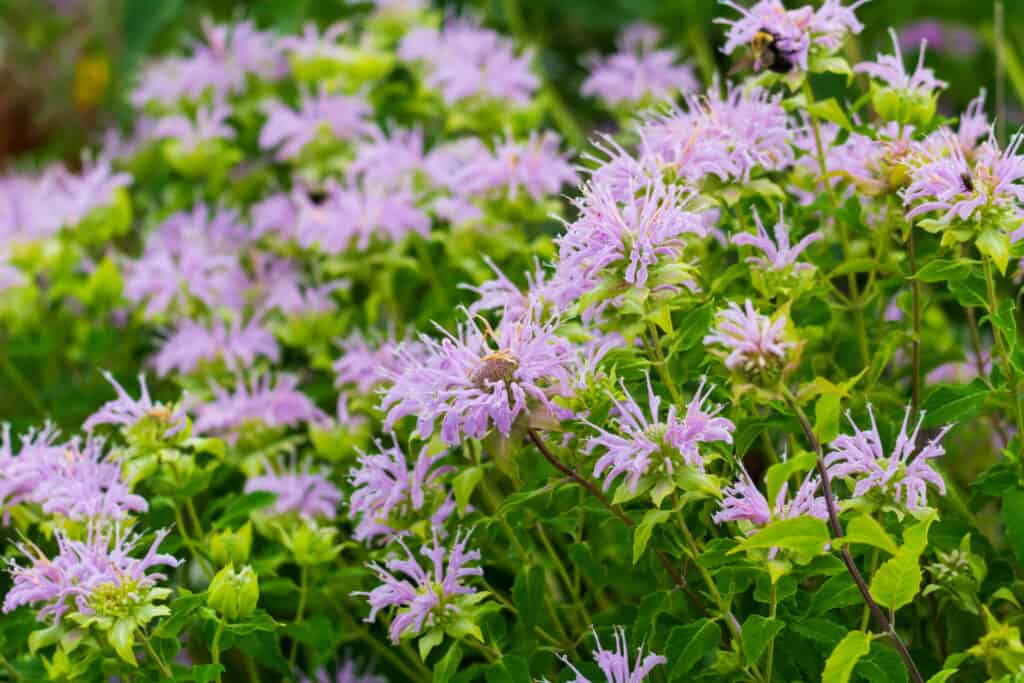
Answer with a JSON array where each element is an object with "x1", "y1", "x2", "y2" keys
[
  {"x1": 732, "y1": 206, "x2": 822, "y2": 272},
  {"x1": 84, "y1": 371, "x2": 187, "y2": 438},
  {"x1": 259, "y1": 87, "x2": 372, "y2": 160},
  {"x1": 554, "y1": 626, "x2": 666, "y2": 683},
  {"x1": 704, "y1": 300, "x2": 795, "y2": 384},
  {"x1": 826, "y1": 404, "x2": 951, "y2": 509},
  {"x1": 244, "y1": 456, "x2": 342, "y2": 520},
  {"x1": 714, "y1": 464, "x2": 826, "y2": 526}
]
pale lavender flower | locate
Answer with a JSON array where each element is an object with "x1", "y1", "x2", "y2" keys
[
  {"x1": 350, "y1": 127, "x2": 426, "y2": 191},
  {"x1": 0, "y1": 425, "x2": 63, "y2": 524},
  {"x1": 714, "y1": 463, "x2": 826, "y2": 526},
  {"x1": 554, "y1": 627, "x2": 666, "y2": 683},
  {"x1": 152, "y1": 317, "x2": 280, "y2": 377},
  {"x1": 718, "y1": 0, "x2": 866, "y2": 73},
  {"x1": 826, "y1": 404, "x2": 951, "y2": 509},
  {"x1": 58, "y1": 158, "x2": 131, "y2": 226},
  {"x1": 124, "y1": 204, "x2": 251, "y2": 317},
  {"x1": 926, "y1": 346, "x2": 991, "y2": 384},
  {"x1": 855, "y1": 29, "x2": 947, "y2": 95},
  {"x1": 0, "y1": 259, "x2": 24, "y2": 293},
  {"x1": 586, "y1": 374, "x2": 733, "y2": 492},
  {"x1": 252, "y1": 256, "x2": 344, "y2": 316},
  {"x1": 300, "y1": 658, "x2": 387, "y2": 683},
  {"x1": 732, "y1": 206, "x2": 822, "y2": 272},
  {"x1": 281, "y1": 22, "x2": 350, "y2": 63},
  {"x1": 462, "y1": 131, "x2": 577, "y2": 201},
  {"x1": 398, "y1": 18, "x2": 538, "y2": 105},
  {"x1": 381, "y1": 308, "x2": 575, "y2": 444},
  {"x1": 83, "y1": 371, "x2": 187, "y2": 437},
  {"x1": 348, "y1": 435, "x2": 454, "y2": 544},
  {"x1": 3, "y1": 524, "x2": 179, "y2": 624},
  {"x1": 0, "y1": 168, "x2": 74, "y2": 241},
  {"x1": 903, "y1": 131, "x2": 1024, "y2": 227},
  {"x1": 703, "y1": 300, "x2": 794, "y2": 375},
  {"x1": 353, "y1": 529, "x2": 482, "y2": 643},
  {"x1": 639, "y1": 84, "x2": 794, "y2": 185},
  {"x1": 244, "y1": 456, "x2": 342, "y2": 520},
  {"x1": 423, "y1": 137, "x2": 494, "y2": 223},
  {"x1": 461, "y1": 256, "x2": 551, "y2": 320},
  {"x1": 900, "y1": 21, "x2": 980, "y2": 59},
  {"x1": 153, "y1": 101, "x2": 234, "y2": 151},
  {"x1": 260, "y1": 88, "x2": 372, "y2": 160},
  {"x1": 193, "y1": 373, "x2": 328, "y2": 437},
  {"x1": 956, "y1": 91, "x2": 991, "y2": 156},
  {"x1": 251, "y1": 192, "x2": 298, "y2": 239},
  {"x1": 582, "y1": 23, "x2": 698, "y2": 107}
]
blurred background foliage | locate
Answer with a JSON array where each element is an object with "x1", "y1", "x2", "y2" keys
[{"x1": 0, "y1": 0, "x2": 1021, "y2": 433}]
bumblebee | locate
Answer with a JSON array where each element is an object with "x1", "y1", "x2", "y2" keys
[
  {"x1": 750, "y1": 29, "x2": 793, "y2": 74},
  {"x1": 960, "y1": 172, "x2": 975, "y2": 193}
]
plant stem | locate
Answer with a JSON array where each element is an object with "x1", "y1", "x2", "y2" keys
[
  {"x1": 141, "y1": 633, "x2": 174, "y2": 679},
  {"x1": 908, "y1": 228, "x2": 922, "y2": 412},
  {"x1": 288, "y1": 566, "x2": 309, "y2": 667},
  {"x1": 982, "y1": 258, "x2": 1024, "y2": 436},
  {"x1": 536, "y1": 523, "x2": 593, "y2": 626},
  {"x1": 243, "y1": 653, "x2": 259, "y2": 683},
  {"x1": 766, "y1": 581, "x2": 778, "y2": 683},
  {"x1": 210, "y1": 621, "x2": 225, "y2": 682},
  {"x1": 781, "y1": 388, "x2": 924, "y2": 683},
  {"x1": 526, "y1": 429, "x2": 710, "y2": 616},
  {"x1": 802, "y1": 79, "x2": 869, "y2": 368},
  {"x1": 647, "y1": 323, "x2": 685, "y2": 407},
  {"x1": 0, "y1": 352, "x2": 46, "y2": 418},
  {"x1": 174, "y1": 506, "x2": 214, "y2": 579},
  {"x1": 464, "y1": 637, "x2": 502, "y2": 663}
]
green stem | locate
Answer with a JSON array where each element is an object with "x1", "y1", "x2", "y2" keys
[
  {"x1": 338, "y1": 610, "x2": 430, "y2": 683},
  {"x1": 536, "y1": 523, "x2": 593, "y2": 626},
  {"x1": 174, "y1": 506, "x2": 214, "y2": 579},
  {"x1": 0, "y1": 655, "x2": 19, "y2": 681},
  {"x1": 210, "y1": 621, "x2": 225, "y2": 682},
  {"x1": 908, "y1": 228, "x2": 922, "y2": 413},
  {"x1": 802, "y1": 79, "x2": 869, "y2": 368},
  {"x1": 983, "y1": 258, "x2": 1024, "y2": 436},
  {"x1": 141, "y1": 633, "x2": 173, "y2": 679},
  {"x1": 766, "y1": 582, "x2": 778, "y2": 683},
  {"x1": 0, "y1": 352, "x2": 46, "y2": 418},
  {"x1": 243, "y1": 653, "x2": 259, "y2": 683},
  {"x1": 859, "y1": 548, "x2": 879, "y2": 631},
  {"x1": 647, "y1": 323, "x2": 684, "y2": 407},
  {"x1": 463, "y1": 637, "x2": 502, "y2": 663},
  {"x1": 288, "y1": 566, "x2": 309, "y2": 667}
]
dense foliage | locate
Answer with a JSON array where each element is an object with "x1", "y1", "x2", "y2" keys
[{"x1": 2, "y1": 1, "x2": 1024, "y2": 682}]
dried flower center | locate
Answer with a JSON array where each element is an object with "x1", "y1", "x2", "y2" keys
[
  {"x1": 470, "y1": 350, "x2": 519, "y2": 386},
  {"x1": 146, "y1": 406, "x2": 172, "y2": 420}
]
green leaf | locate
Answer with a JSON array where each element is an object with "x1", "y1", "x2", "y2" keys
[
  {"x1": 740, "y1": 615, "x2": 785, "y2": 668},
  {"x1": 108, "y1": 618, "x2": 136, "y2": 666},
  {"x1": 484, "y1": 655, "x2": 531, "y2": 683},
  {"x1": 668, "y1": 304, "x2": 713, "y2": 356},
  {"x1": 633, "y1": 509, "x2": 672, "y2": 565},
  {"x1": 648, "y1": 304, "x2": 673, "y2": 334},
  {"x1": 191, "y1": 665, "x2": 226, "y2": 683},
  {"x1": 822, "y1": 631, "x2": 872, "y2": 683},
  {"x1": 282, "y1": 615, "x2": 334, "y2": 651},
  {"x1": 919, "y1": 380, "x2": 988, "y2": 429},
  {"x1": 815, "y1": 393, "x2": 842, "y2": 443},
  {"x1": 730, "y1": 516, "x2": 830, "y2": 564},
  {"x1": 841, "y1": 515, "x2": 899, "y2": 555},
  {"x1": 947, "y1": 273, "x2": 988, "y2": 309},
  {"x1": 1002, "y1": 486, "x2": 1024, "y2": 564},
  {"x1": 765, "y1": 452, "x2": 817, "y2": 503},
  {"x1": 869, "y1": 552, "x2": 922, "y2": 612},
  {"x1": 986, "y1": 299, "x2": 1018, "y2": 347},
  {"x1": 511, "y1": 565, "x2": 545, "y2": 630},
  {"x1": 809, "y1": 574, "x2": 862, "y2": 616},
  {"x1": 214, "y1": 492, "x2": 278, "y2": 529},
  {"x1": 419, "y1": 628, "x2": 444, "y2": 661},
  {"x1": 453, "y1": 466, "x2": 484, "y2": 516},
  {"x1": 808, "y1": 98, "x2": 852, "y2": 129},
  {"x1": 977, "y1": 228, "x2": 1011, "y2": 275},
  {"x1": 853, "y1": 643, "x2": 908, "y2": 683},
  {"x1": 666, "y1": 619, "x2": 721, "y2": 678},
  {"x1": 568, "y1": 543, "x2": 607, "y2": 588},
  {"x1": 914, "y1": 258, "x2": 973, "y2": 282},
  {"x1": 434, "y1": 643, "x2": 463, "y2": 683}
]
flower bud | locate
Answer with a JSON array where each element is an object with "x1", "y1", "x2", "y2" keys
[
  {"x1": 284, "y1": 522, "x2": 340, "y2": 567},
  {"x1": 207, "y1": 565, "x2": 260, "y2": 621},
  {"x1": 209, "y1": 522, "x2": 253, "y2": 567}
]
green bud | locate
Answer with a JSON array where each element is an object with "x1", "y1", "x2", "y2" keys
[
  {"x1": 207, "y1": 565, "x2": 260, "y2": 621},
  {"x1": 210, "y1": 522, "x2": 253, "y2": 567},
  {"x1": 870, "y1": 83, "x2": 937, "y2": 128},
  {"x1": 285, "y1": 522, "x2": 340, "y2": 567}
]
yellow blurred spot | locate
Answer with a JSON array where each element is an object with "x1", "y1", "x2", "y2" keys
[{"x1": 74, "y1": 54, "x2": 111, "y2": 110}]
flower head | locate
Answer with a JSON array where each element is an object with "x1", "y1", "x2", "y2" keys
[
  {"x1": 260, "y1": 88, "x2": 372, "y2": 160},
  {"x1": 714, "y1": 462, "x2": 825, "y2": 526},
  {"x1": 244, "y1": 456, "x2": 342, "y2": 520},
  {"x1": 300, "y1": 658, "x2": 387, "y2": 683},
  {"x1": 582, "y1": 23, "x2": 698, "y2": 107},
  {"x1": 704, "y1": 300, "x2": 795, "y2": 382},
  {"x1": 153, "y1": 101, "x2": 234, "y2": 151},
  {"x1": 354, "y1": 529, "x2": 483, "y2": 643},
  {"x1": 193, "y1": 373, "x2": 328, "y2": 438},
  {"x1": 586, "y1": 374, "x2": 733, "y2": 493},
  {"x1": 348, "y1": 435, "x2": 453, "y2": 544},
  {"x1": 554, "y1": 626, "x2": 666, "y2": 683},
  {"x1": 152, "y1": 317, "x2": 280, "y2": 377},
  {"x1": 83, "y1": 371, "x2": 187, "y2": 438},
  {"x1": 381, "y1": 308, "x2": 576, "y2": 444},
  {"x1": 826, "y1": 404, "x2": 951, "y2": 509},
  {"x1": 732, "y1": 206, "x2": 821, "y2": 272},
  {"x1": 856, "y1": 29, "x2": 947, "y2": 95},
  {"x1": 3, "y1": 524, "x2": 179, "y2": 625},
  {"x1": 461, "y1": 131, "x2": 577, "y2": 201}
]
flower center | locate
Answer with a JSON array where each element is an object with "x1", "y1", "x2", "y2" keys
[{"x1": 470, "y1": 350, "x2": 519, "y2": 386}]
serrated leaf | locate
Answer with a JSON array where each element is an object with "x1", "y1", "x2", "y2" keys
[
  {"x1": 434, "y1": 643, "x2": 463, "y2": 683},
  {"x1": 666, "y1": 619, "x2": 721, "y2": 678},
  {"x1": 914, "y1": 259, "x2": 973, "y2": 282},
  {"x1": 808, "y1": 97, "x2": 852, "y2": 129},
  {"x1": 815, "y1": 393, "x2": 842, "y2": 443},
  {"x1": 214, "y1": 492, "x2": 278, "y2": 530},
  {"x1": 511, "y1": 565, "x2": 545, "y2": 630},
  {"x1": 840, "y1": 515, "x2": 899, "y2": 555},
  {"x1": 853, "y1": 643, "x2": 908, "y2": 683},
  {"x1": 419, "y1": 628, "x2": 444, "y2": 661},
  {"x1": 869, "y1": 552, "x2": 922, "y2": 611},
  {"x1": 740, "y1": 615, "x2": 785, "y2": 667},
  {"x1": 765, "y1": 452, "x2": 817, "y2": 503},
  {"x1": 192, "y1": 664, "x2": 225, "y2": 683},
  {"x1": 809, "y1": 574, "x2": 862, "y2": 616},
  {"x1": 822, "y1": 631, "x2": 872, "y2": 683},
  {"x1": 919, "y1": 380, "x2": 988, "y2": 429},
  {"x1": 1002, "y1": 486, "x2": 1024, "y2": 564},
  {"x1": 453, "y1": 466, "x2": 484, "y2": 516},
  {"x1": 485, "y1": 655, "x2": 531, "y2": 683},
  {"x1": 730, "y1": 516, "x2": 830, "y2": 563},
  {"x1": 633, "y1": 509, "x2": 671, "y2": 565},
  {"x1": 977, "y1": 228, "x2": 1010, "y2": 274}
]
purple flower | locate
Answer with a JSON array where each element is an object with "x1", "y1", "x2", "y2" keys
[
  {"x1": 58, "y1": 158, "x2": 132, "y2": 226},
  {"x1": 639, "y1": 84, "x2": 794, "y2": 185},
  {"x1": 553, "y1": 180, "x2": 704, "y2": 317},
  {"x1": 281, "y1": 22, "x2": 349, "y2": 64},
  {"x1": 193, "y1": 373, "x2": 328, "y2": 438},
  {"x1": 586, "y1": 374, "x2": 733, "y2": 492},
  {"x1": 244, "y1": 456, "x2": 342, "y2": 520},
  {"x1": 703, "y1": 300, "x2": 794, "y2": 377},
  {"x1": 153, "y1": 101, "x2": 234, "y2": 151},
  {"x1": 955, "y1": 91, "x2": 991, "y2": 157},
  {"x1": 252, "y1": 256, "x2": 344, "y2": 316},
  {"x1": 3, "y1": 524, "x2": 179, "y2": 624},
  {"x1": 398, "y1": 18, "x2": 538, "y2": 105},
  {"x1": 826, "y1": 404, "x2": 951, "y2": 509},
  {"x1": 926, "y1": 345, "x2": 991, "y2": 384},
  {"x1": 351, "y1": 127, "x2": 426, "y2": 191},
  {"x1": 83, "y1": 371, "x2": 187, "y2": 437},
  {"x1": 0, "y1": 168, "x2": 76, "y2": 240},
  {"x1": 732, "y1": 206, "x2": 822, "y2": 272},
  {"x1": 334, "y1": 332, "x2": 415, "y2": 395},
  {"x1": 353, "y1": 529, "x2": 483, "y2": 643},
  {"x1": 461, "y1": 256, "x2": 551, "y2": 321},
  {"x1": 582, "y1": 23, "x2": 698, "y2": 107},
  {"x1": 300, "y1": 658, "x2": 387, "y2": 683},
  {"x1": 714, "y1": 462, "x2": 826, "y2": 526},
  {"x1": 718, "y1": 0, "x2": 866, "y2": 73},
  {"x1": 903, "y1": 131, "x2": 1024, "y2": 230},
  {"x1": 152, "y1": 316, "x2": 280, "y2": 377},
  {"x1": 0, "y1": 425, "x2": 62, "y2": 523},
  {"x1": 554, "y1": 626, "x2": 666, "y2": 683},
  {"x1": 348, "y1": 435, "x2": 454, "y2": 544},
  {"x1": 260, "y1": 88, "x2": 372, "y2": 160},
  {"x1": 855, "y1": 29, "x2": 947, "y2": 94},
  {"x1": 461, "y1": 131, "x2": 577, "y2": 201},
  {"x1": 381, "y1": 308, "x2": 576, "y2": 444},
  {"x1": 899, "y1": 21, "x2": 980, "y2": 59}
]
